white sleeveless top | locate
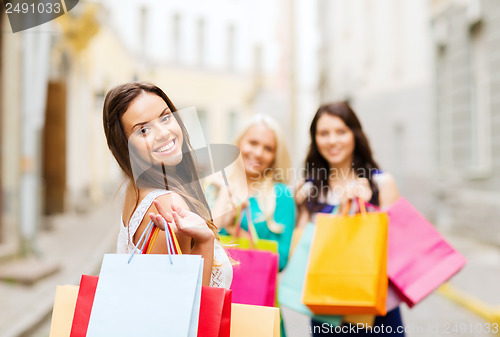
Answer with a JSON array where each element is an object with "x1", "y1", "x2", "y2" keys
[{"x1": 117, "y1": 189, "x2": 233, "y2": 289}]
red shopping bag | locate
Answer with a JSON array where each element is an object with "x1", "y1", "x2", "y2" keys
[
  {"x1": 228, "y1": 248, "x2": 278, "y2": 307},
  {"x1": 198, "y1": 286, "x2": 232, "y2": 337},
  {"x1": 70, "y1": 275, "x2": 98, "y2": 337},
  {"x1": 387, "y1": 197, "x2": 466, "y2": 307}
]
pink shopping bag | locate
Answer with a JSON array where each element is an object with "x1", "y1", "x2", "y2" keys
[
  {"x1": 387, "y1": 197, "x2": 466, "y2": 307},
  {"x1": 228, "y1": 248, "x2": 278, "y2": 307}
]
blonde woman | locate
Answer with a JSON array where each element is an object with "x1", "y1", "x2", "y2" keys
[{"x1": 208, "y1": 114, "x2": 295, "y2": 272}]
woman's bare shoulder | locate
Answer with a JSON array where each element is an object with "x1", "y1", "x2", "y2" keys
[
  {"x1": 154, "y1": 190, "x2": 190, "y2": 211},
  {"x1": 375, "y1": 172, "x2": 400, "y2": 208}
]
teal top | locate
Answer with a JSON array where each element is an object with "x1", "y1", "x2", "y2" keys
[{"x1": 218, "y1": 183, "x2": 296, "y2": 272}]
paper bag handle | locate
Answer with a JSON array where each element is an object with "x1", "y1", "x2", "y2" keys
[
  {"x1": 340, "y1": 197, "x2": 367, "y2": 216},
  {"x1": 234, "y1": 204, "x2": 260, "y2": 248}
]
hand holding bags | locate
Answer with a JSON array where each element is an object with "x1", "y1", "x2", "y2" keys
[
  {"x1": 303, "y1": 199, "x2": 389, "y2": 315},
  {"x1": 386, "y1": 197, "x2": 466, "y2": 307},
  {"x1": 219, "y1": 206, "x2": 278, "y2": 253},
  {"x1": 86, "y1": 220, "x2": 204, "y2": 337}
]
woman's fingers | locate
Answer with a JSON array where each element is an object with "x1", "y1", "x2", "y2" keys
[
  {"x1": 153, "y1": 200, "x2": 171, "y2": 219},
  {"x1": 353, "y1": 178, "x2": 372, "y2": 201},
  {"x1": 148, "y1": 212, "x2": 165, "y2": 230},
  {"x1": 171, "y1": 211, "x2": 182, "y2": 230},
  {"x1": 171, "y1": 203, "x2": 188, "y2": 218}
]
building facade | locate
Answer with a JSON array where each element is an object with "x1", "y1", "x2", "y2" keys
[
  {"x1": 431, "y1": 0, "x2": 500, "y2": 244},
  {"x1": 316, "y1": 0, "x2": 435, "y2": 215}
]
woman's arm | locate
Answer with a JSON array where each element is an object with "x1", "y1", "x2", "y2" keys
[
  {"x1": 377, "y1": 173, "x2": 400, "y2": 209},
  {"x1": 211, "y1": 191, "x2": 240, "y2": 234},
  {"x1": 294, "y1": 180, "x2": 311, "y2": 230},
  {"x1": 273, "y1": 185, "x2": 296, "y2": 271}
]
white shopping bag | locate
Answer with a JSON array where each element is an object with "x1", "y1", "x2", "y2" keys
[{"x1": 86, "y1": 254, "x2": 203, "y2": 337}]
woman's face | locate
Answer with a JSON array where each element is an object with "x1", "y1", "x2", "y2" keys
[
  {"x1": 239, "y1": 124, "x2": 277, "y2": 179},
  {"x1": 315, "y1": 113, "x2": 355, "y2": 168},
  {"x1": 121, "y1": 92, "x2": 184, "y2": 167}
]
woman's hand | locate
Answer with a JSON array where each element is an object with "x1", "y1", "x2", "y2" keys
[
  {"x1": 339, "y1": 178, "x2": 373, "y2": 212},
  {"x1": 149, "y1": 201, "x2": 214, "y2": 244}
]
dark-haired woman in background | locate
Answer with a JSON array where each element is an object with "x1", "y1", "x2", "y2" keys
[{"x1": 296, "y1": 102, "x2": 403, "y2": 336}]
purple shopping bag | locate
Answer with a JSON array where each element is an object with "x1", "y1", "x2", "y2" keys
[
  {"x1": 387, "y1": 197, "x2": 466, "y2": 307},
  {"x1": 228, "y1": 248, "x2": 278, "y2": 307}
]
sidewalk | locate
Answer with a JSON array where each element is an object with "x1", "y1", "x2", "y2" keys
[{"x1": 0, "y1": 198, "x2": 121, "y2": 337}]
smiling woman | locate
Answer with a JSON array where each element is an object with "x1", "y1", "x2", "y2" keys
[
  {"x1": 296, "y1": 101, "x2": 403, "y2": 337},
  {"x1": 206, "y1": 114, "x2": 295, "y2": 272},
  {"x1": 122, "y1": 93, "x2": 184, "y2": 167},
  {"x1": 102, "y1": 82, "x2": 232, "y2": 289}
]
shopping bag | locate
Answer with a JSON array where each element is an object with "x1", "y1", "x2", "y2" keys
[
  {"x1": 385, "y1": 281, "x2": 403, "y2": 311},
  {"x1": 67, "y1": 276, "x2": 230, "y2": 337},
  {"x1": 278, "y1": 222, "x2": 341, "y2": 326},
  {"x1": 198, "y1": 286, "x2": 232, "y2": 337},
  {"x1": 86, "y1": 216, "x2": 203, "y2": 337},
  {"x1": 220, "y1": 206, "x2": 278, "y2": 253},
  {"x1": 85, "y1": 254, "x2": 203, "y2": 337},
  {"x1": 230, "y1": 303, "x2": 280, "y2": 337},
  {"x1": 49, "y1": 285, "x2": 79, "y2": 337},
  {"x1": 219, "y1": 235, "x2": 278, "y2": 253},
  {"x1": 70, "y1": 275, "x2": 98, "y2": 337},
  {"x1": 228, "y1": 248, "x2": 278, "y2": 307},
  {"x1": 386, "y1": 197, "x2": 466, "y2": 307},
  {"x1": 303, "y1": 200, "x2": 388, "y2": 315}
]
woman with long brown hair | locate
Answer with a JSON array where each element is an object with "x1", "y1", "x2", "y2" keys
[
  {"x1": 296, "y1": 101, "x2": 403, "y2": 336},
  {"x1": 103, "y1": 81, "x2": 232, "y2": 288}
]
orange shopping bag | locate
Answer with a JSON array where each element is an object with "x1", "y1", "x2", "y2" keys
[{"x1": 302, "y1": 199, "x2": 388, "y2": 315}]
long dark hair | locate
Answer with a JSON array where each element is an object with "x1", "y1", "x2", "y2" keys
[
  {"x1": 103, "y1": 81, "x2": 216, "y2": 235},
  {"x1": 302, "y1": 101, "x2": 380, "y2": 213}
]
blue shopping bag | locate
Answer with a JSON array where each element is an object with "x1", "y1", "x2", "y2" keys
[
  {"x1": 278, "y1": 222, "x2": 341, "y2": 326},
  {"x1": 86, "y1": 254, "x2": 203, "y2": 337},
  {"x1": 87, "y1": 219, "x2": 204, "y2": 337}
]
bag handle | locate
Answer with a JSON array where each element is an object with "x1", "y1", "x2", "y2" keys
[
  {"x1": 128, "y1": 218, "x2": 181, "y2": 264},
  {"x1": 340, "y1": 197, "x2": 367, "y2": 216},
  {"x1": 128, "y1": 220, "x2": 155, "y2": 263},
  {"x1": 233, "y1": 203, "x2": 259, "y2": 248}
]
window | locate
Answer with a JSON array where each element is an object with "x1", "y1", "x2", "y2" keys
[
  {"x1": 436, "y1": 45, "x2": 453, "y2": 172},
  {"x1": 197, "y1": 18, "x2": 206, "y2": 67},
  {"x1": 172, "y1": 13, "x2": 181, "y2": 63},
  {"x1": 227, "y1": 111, "x2": 238, "y2": 142},
  {"x1": 467, "y1": 22, "x2": 491, "y2": 177},
  {"x1": 227, "y1": 24, "x2": 235, "y2": 71},
  {"x1": 139, "y1": 6, "x2": 148, "y2": 56}
]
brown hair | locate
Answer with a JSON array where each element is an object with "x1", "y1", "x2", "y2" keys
[
  {"x1": 103, "y1": 81, "x2": 218, "y2": 238},
  {"x1": 301, "y1": 101, "x2": 380, "y2": 213}
]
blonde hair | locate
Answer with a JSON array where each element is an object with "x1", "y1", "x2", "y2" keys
[{"x1": 233, "y1": 114, "x2": 292, "y2": 233}]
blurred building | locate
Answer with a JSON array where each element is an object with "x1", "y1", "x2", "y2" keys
[
  {"x1": 1, "y1": 0, "x2": 297, "y2": 259},
  {"x1": 1, "y1": 9, "x2": 52, "y2": 257},
  {"x1": 102, "y1": 0, "x2": 292, "y2": 145},
  {"x1": 316, "y1": 0, "x2": 435, "y2": 215},
  {"x1": 0, "y1": 2, "x2": 135, "y2": 259},
  {"x1": 431, "y1": 0, "x2": 500, "y2": 244}
]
